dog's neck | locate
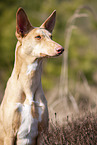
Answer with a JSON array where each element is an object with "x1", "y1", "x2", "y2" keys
[{"x1": 12, "y1": 41, "x2": 43, "y2": 96}]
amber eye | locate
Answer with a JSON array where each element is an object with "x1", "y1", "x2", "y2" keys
[{"x1": 35, "y1": 35, "x2": 41, "y2": 40}]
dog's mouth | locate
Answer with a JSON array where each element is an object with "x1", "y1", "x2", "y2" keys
[{"x1": 40, "y1": 53, "x2": 47, "y2": 57}]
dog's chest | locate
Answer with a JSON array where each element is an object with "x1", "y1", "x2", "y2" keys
[{"x1": 17, "y1": 102, "x2": 43, "y2": 144}]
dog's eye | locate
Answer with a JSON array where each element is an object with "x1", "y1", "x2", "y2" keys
[{"x1": 35, "y1": 35, "x2": 41, "y2": 40}]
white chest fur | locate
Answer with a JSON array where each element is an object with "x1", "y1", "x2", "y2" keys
[
  {"x1": 26, "y1": 60, "x2": 38, "y2": 75},
  {"x1": 17, "y1": 101, "x2": 43, "y2": 144}
]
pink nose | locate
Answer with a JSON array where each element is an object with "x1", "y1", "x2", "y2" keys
[{"x1": 56, "y1": 47, "x2": 64, "y2": 55}]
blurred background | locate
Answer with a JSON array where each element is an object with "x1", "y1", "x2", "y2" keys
[{"x1": 0, "y1": 0, "x2": 97, "y2": 123}]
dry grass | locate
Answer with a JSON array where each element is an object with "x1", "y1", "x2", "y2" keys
[
  {"x1": 58, "y1": 5, "x2": 96, "y2": 111},
  {"x1": 47, "y1": 5, "x2": 97, "y2": 124},
  {"x1": 41, "y1": 112, "x2": 97, "y2": 145}
]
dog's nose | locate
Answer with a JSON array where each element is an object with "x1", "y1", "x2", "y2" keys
[{"x1": 56, "y1": 47, "x2": 64, "y2": 55}]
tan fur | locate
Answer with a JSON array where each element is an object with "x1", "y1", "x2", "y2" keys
[{"x1": 0, "y1": 8, "x2": 64, "y2": 145}]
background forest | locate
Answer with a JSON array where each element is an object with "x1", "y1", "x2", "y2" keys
[{"x1": 0, "y1": 0, "x2": 97, "y2": 123}]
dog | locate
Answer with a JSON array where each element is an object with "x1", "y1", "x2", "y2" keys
[{"x1": 0, "y1": 8, "x2": 64, "y2": 145}]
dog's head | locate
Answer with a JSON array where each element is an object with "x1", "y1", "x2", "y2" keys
[{"x1": 16, "y1": 8, "x2": 64, "y2": 59}]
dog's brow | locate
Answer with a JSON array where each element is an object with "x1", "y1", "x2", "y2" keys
[{"x1": 39, "y1": 29, "x2": 51, "y2": 39}]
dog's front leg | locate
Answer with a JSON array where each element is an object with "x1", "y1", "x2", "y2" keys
[
  {"x1": 35, "y1": 85, "x2": 49, "y2": 145},
  {"x1": 24, "y1": 90, "x2": 39, "y2": 105},
  {"x1": 4, "y1": 137, "x2": 15, "y2": 145}
]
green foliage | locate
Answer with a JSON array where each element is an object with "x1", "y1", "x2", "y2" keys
[{"x1": 68, "y1": 29, "x2": 97, "y2": 83}]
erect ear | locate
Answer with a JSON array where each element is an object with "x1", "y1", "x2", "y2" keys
[
  {"x1": 16, "y1": 8, "x2": 34, "y2": 39},
  {"x1": 40, "y1": 10, "x2": 56, "y2": 33}
]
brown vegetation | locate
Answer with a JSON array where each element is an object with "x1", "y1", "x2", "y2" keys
[{"x1": 42, "y1": 112, "x2": 97, "y2": 144}]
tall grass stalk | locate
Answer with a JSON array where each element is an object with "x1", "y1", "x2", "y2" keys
[{"x1": 58, "y1": 5, "x2": 96, "y2": 113}]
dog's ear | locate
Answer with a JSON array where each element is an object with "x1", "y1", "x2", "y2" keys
[
  {"x1": 16, "y1": 8, "x2": 34, "y2": 39},
  {"x1": 40, "y1": 10, "x2": 56, "y2": 33}
]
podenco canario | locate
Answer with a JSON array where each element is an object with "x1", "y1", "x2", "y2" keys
[{"x1": 0, "y1": 8, "x2": 64, "y2": 145}]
